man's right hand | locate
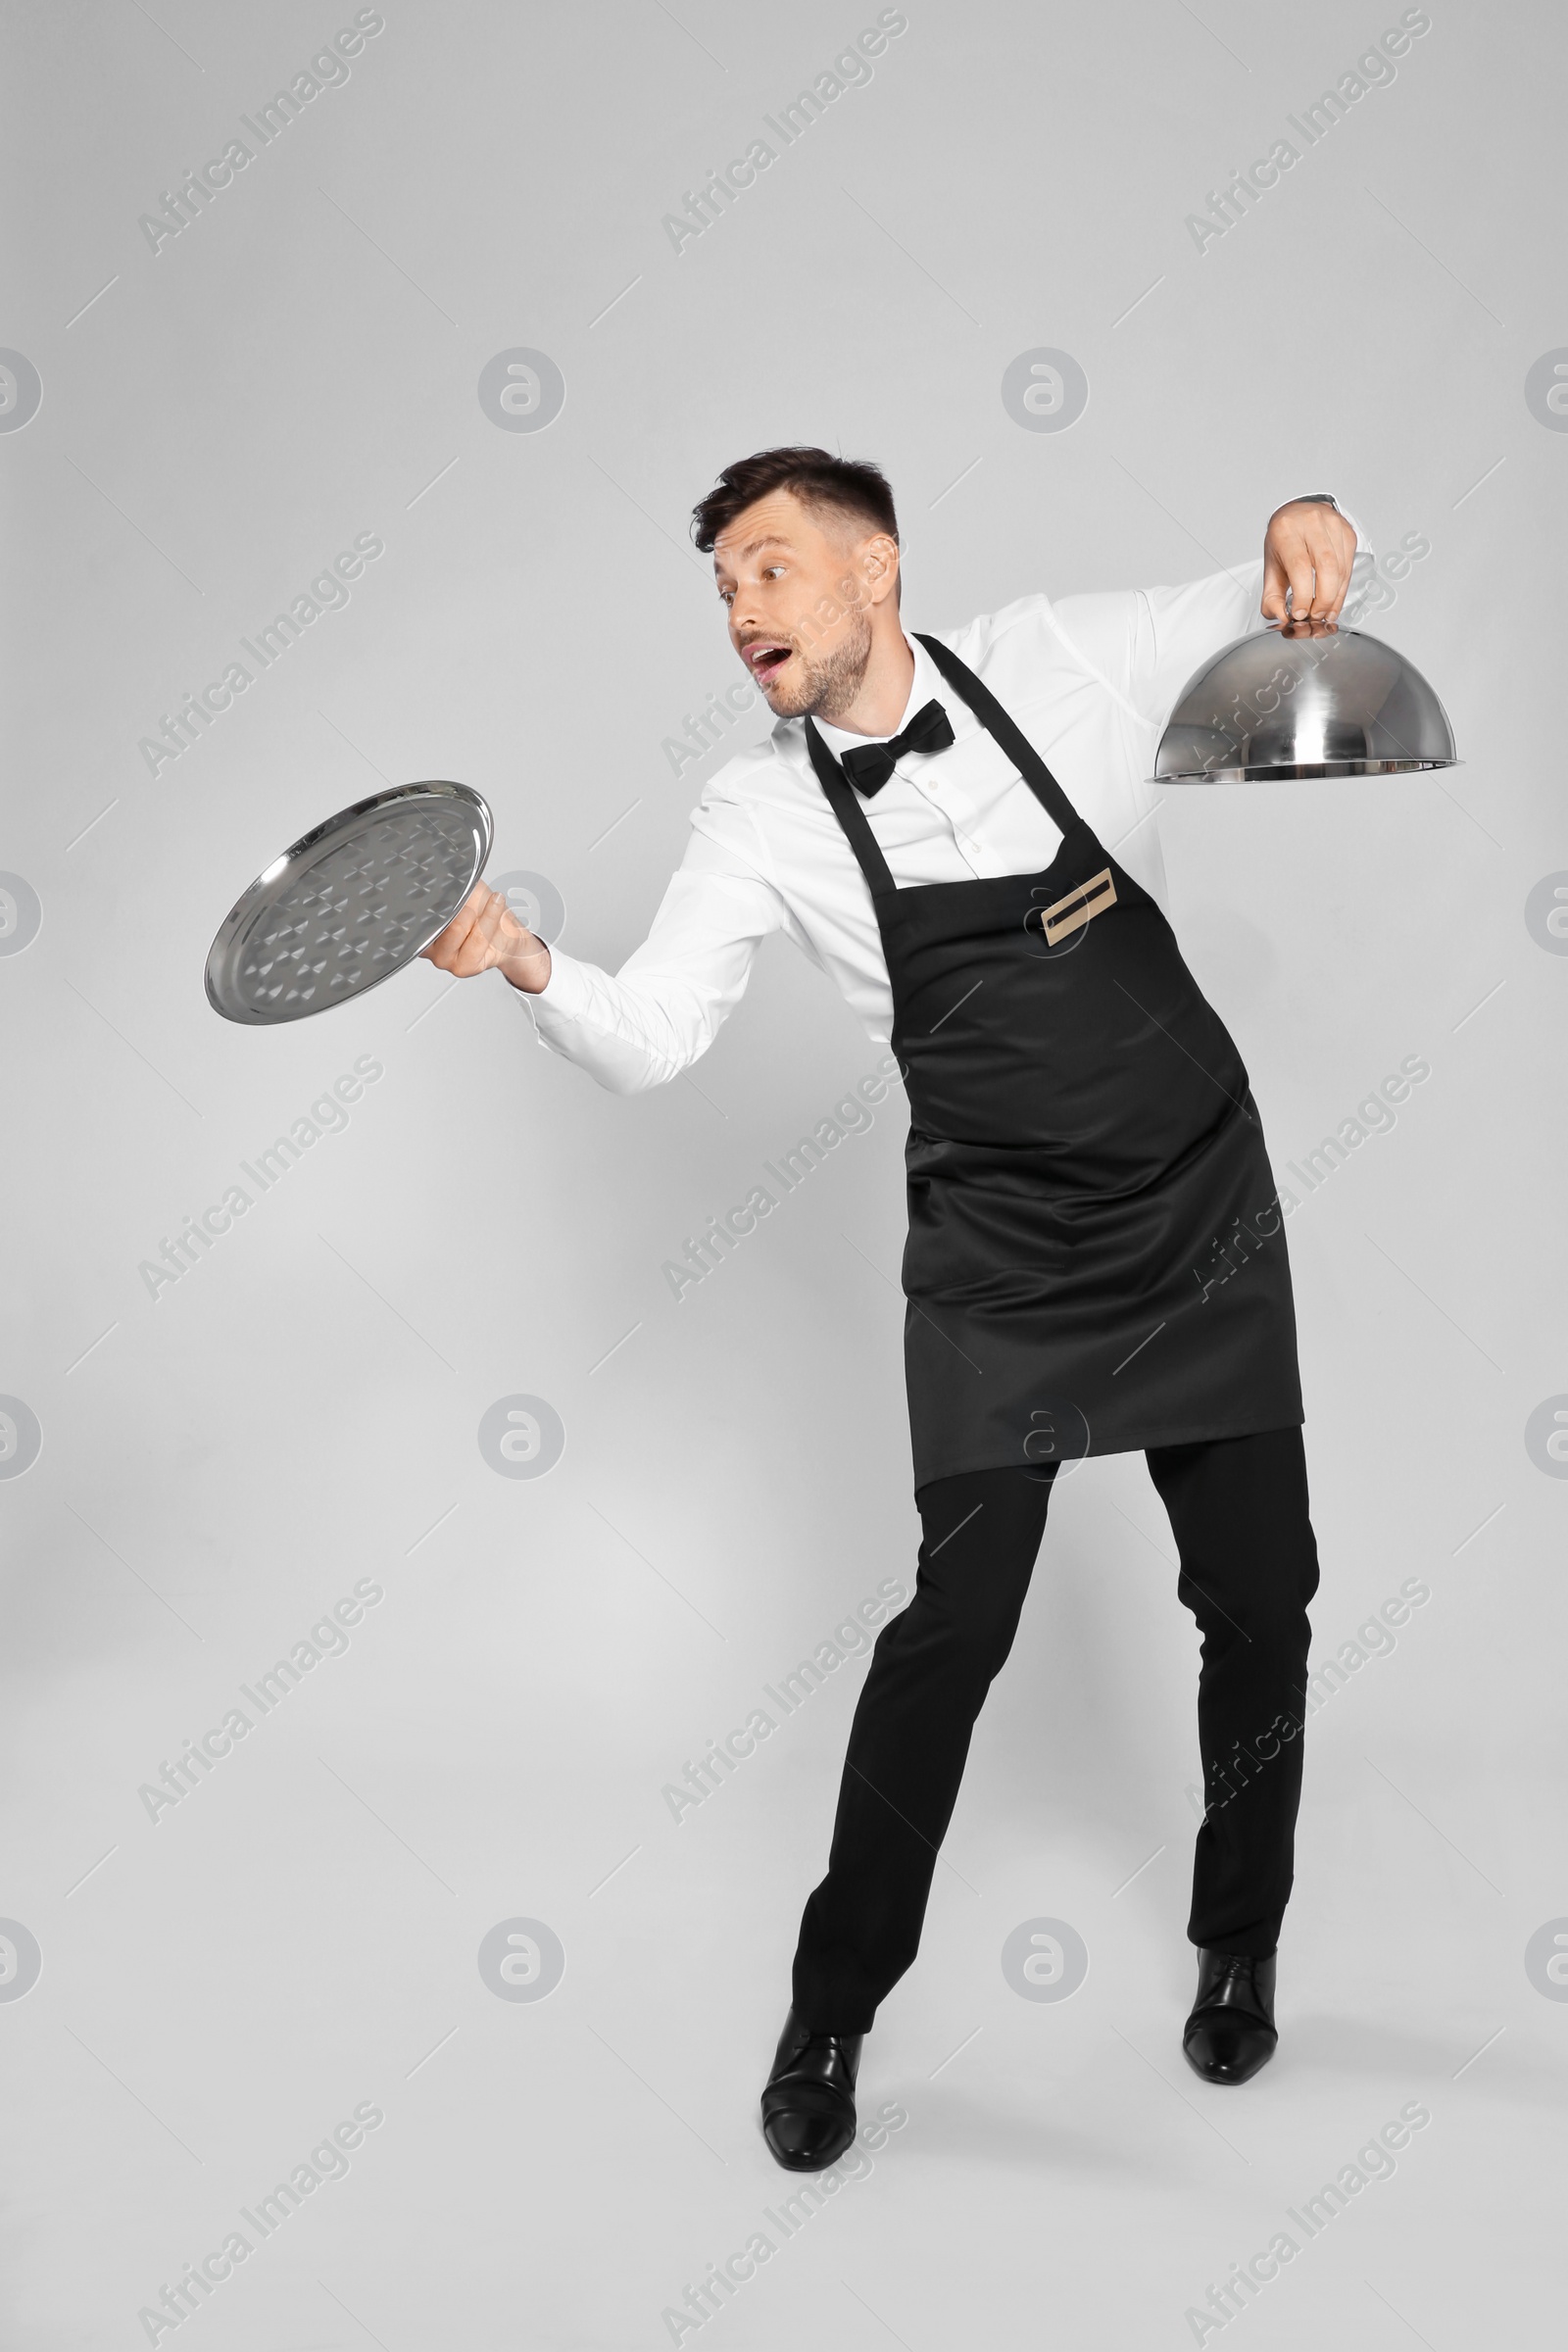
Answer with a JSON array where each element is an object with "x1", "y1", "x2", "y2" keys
[{"x1": 419, "y1": 882, "x2": 552, "y2": 994}]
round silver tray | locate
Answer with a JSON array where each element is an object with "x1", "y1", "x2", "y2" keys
[{"x1": 205, "y1": 781, "x2": 492, "y2": 1025}]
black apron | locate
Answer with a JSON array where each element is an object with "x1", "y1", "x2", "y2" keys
[{"x1": 805, "y1": 634, "x2": 1303, "y2": 1490}]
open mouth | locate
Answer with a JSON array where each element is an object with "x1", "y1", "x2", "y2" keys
[{"x1": 745, "y1": 640, "x2": 794, "y2": 686}]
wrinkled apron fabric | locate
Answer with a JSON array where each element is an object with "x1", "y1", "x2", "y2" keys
[{"x1": 805, "y1": 634, "x2": 1302, "y2": 1489}]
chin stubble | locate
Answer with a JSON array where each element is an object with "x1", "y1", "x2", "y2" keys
[{"x1": 769, "y1": 612, "x2": 873, "y2": 722}]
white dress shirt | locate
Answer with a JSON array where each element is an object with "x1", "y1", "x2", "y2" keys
[{"x1": 526, "y1": 522, "x2": 1363, "y2": 1094}]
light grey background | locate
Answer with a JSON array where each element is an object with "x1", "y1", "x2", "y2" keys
[{"x1": 4, "y1": 2, "x2": 1563, "y2": 2345}]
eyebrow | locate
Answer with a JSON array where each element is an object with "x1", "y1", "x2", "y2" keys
[{"x1": 714, "y1": 532, "x2": 796, "y2": 567}]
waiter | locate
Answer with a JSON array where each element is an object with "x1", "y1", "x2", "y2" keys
[{"x1": 423, "y1": 448, "x2": 1357, "y2": 2172}]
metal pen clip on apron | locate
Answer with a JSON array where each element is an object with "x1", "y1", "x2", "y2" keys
[
  {"x1": 201, "y1": 623, "x2": 1455, "y2": 1485},
  {"x1": 799, "y1": 624, "x2": 1457, "y2": 1488}
]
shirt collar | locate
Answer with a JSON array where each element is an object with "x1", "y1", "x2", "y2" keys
[{"x1": 811, "y1": 635, "x2": 950, "y2": 758}]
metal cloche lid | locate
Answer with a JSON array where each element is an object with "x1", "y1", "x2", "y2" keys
[
  {"x1": 1153, "y1": 622, "x2": 1458, "y2": 784},
  {"x1": 205, "y1": 781, "x2": 492, "y2": 1025}
]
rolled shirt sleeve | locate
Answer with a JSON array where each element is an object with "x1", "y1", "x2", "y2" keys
[
  {"x1": 519, "y1": 497, "x2": 1371, "y2": 1092},
  {"x1": 1043, "y1": 562, "x2": 1261, "y2": 734},
  {"x1": 1050, "y1": 494, "x2": 1370, "y2": 728}
]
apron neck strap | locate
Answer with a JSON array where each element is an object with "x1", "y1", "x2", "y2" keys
[
  {"x1": 803, "y1": 716, "x2": 898, "y2": 897},
  {"x1": 913, "y1": 633, "x2": 1083, "y2": 839},
  {"x1": 804, "y1": 634, "x2": 1086, "y2": 897}
]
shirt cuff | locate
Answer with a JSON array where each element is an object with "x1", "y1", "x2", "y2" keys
[{"x1": 516, "y1": 947, "x2": 594, "y2": 1031}]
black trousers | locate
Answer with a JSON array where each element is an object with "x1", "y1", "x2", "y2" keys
[{"x1": 791, "y1": 1426, "x2": 1321, "y2": 2034}]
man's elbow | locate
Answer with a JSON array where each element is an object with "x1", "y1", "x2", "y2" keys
[
  {"x1": 534, "y1": 1034, "x2": 683, "y2": 1098},
  {"x1": 596, "y1": 1058, "x2": 681, "y2": 1099}
]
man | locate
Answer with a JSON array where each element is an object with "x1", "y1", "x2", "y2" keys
[{"x1": 423, "y1": 448, "x2": 1357, "y2": 2171}]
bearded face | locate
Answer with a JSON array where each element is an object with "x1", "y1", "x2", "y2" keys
[
  {"x1": 713, "y1": 488, "x2": 898, "y2": 727},
  {"x1": 742, "y1": 601, "x2": 875, "y2": 722}
]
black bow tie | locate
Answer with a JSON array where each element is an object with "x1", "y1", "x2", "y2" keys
[{"x1": 837, "y1": 699, "x2": 955, "y2": 796}]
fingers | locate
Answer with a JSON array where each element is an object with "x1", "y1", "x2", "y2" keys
[
  {"x1": 1261, "y1": 506, "x2": 1358, "y2": 624},
  {"x1": 479, "y1": 895, "x2": 536, "y2": 967},
  {"x1": 1303, "y1": 514, "x2": 1353, "y2": 619},
  {"x1": 417, "y1": 882, "x2": 481, "y2": 970},
  {"x1": 419, "y1": 882, "x2": 504, "y2": 976},
  {"x1": 1260, "y1": 547, "x2": 1291, "y2": 623},
  {"x1": 1284, "y1": 527, "x2": 1320, "y2": 622}
]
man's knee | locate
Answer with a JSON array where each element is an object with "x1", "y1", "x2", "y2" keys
[
  {"x1": 902, "y1": 1579, "x2": 1028, "y2": 1681},
  {"x1": 1181, "y1": 1553, "x2": 1316, "y2": 1656}
]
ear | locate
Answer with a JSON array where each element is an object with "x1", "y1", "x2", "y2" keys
[{"x1": 860, "y1": 531, "x2": 901, "y2": 610}]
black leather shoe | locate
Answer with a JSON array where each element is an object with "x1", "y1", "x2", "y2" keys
[
  {"x1": 1183, "y1": 1948, "x2": 1278, "y2": 2085},
  {"x1": 760, "y1": 2007, "x2": 863, "y2": 2172}
]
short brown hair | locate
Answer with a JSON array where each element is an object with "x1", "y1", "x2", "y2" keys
[{"x1": 690, "y1": 445, "x2": 899, "y2": 555}]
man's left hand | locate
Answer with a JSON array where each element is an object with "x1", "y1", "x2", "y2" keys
[{"x1": 1261, "y1": 500, "x2": 1358, "y2": 623}]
